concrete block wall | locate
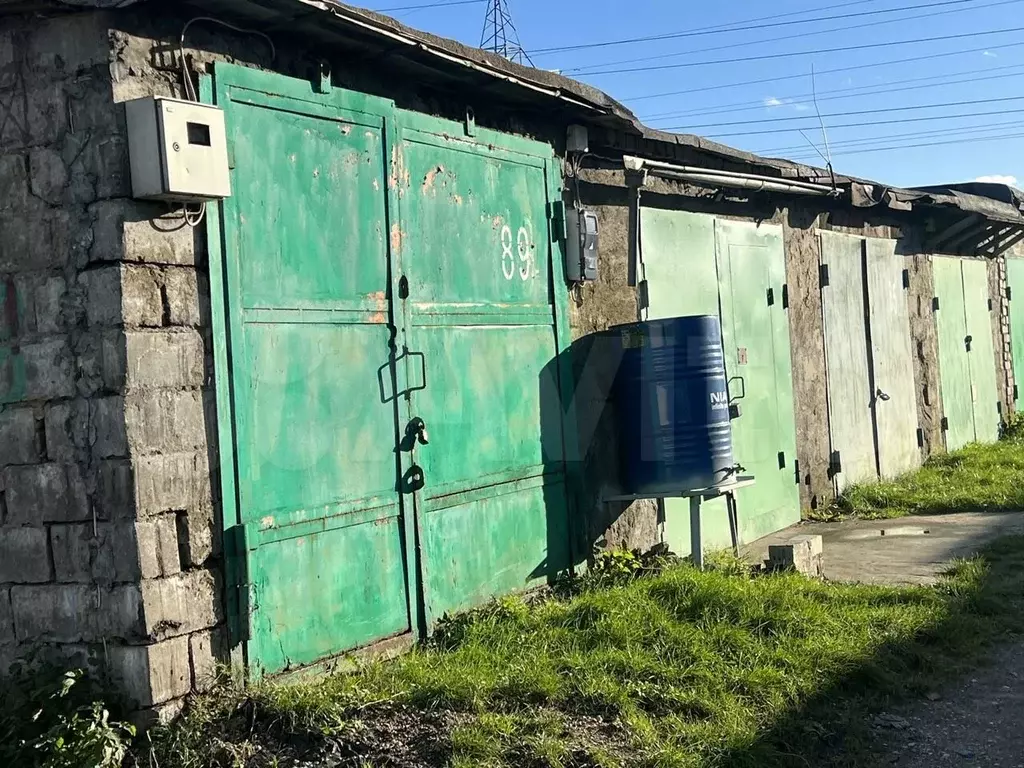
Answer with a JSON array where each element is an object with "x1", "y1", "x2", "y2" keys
[
  {"x1": 0, "y1": 10, "x2": 226, "y2": 721},
  {"x1": 0, "y1": 10, "x2": 141, "y2": 682}
]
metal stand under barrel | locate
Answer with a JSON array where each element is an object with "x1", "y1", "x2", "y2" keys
[{"x1": 603, "y1": 476, "x2": 755, "y2": 569}]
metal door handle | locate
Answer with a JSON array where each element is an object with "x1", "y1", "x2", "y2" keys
[{"x1": 875, "y1": 388, "x2": 891, "y2": 402}]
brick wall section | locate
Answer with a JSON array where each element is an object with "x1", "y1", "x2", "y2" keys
[
  {"x1": 995, "y1": 253, "x2": 1016, "y2": 415},
  {"x1": 0, "y1": 11, "x2": 225, "y2": 722},
  {"x1": 0, "y1": 11, "x2": 143, "y2": 682}
]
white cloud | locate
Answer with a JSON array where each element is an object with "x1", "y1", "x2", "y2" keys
[
  {"x1": 764, "y1": 96, "x2": 784, "y2": 107},
  {"x1": 975, "y1": 174, "x2": 1018, "y2": 186},
  {"x1": 983, "y1": 50, "x2": 998, "y2": 57},
  {"x1": 793, "y1": 103, "x2": 812, "y2": 112}
]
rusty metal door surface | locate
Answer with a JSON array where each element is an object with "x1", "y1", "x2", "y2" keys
[
  {"x1": 208, "y1": 65, "x2": 574, "y2": 672},
  {"x1": 819, "y1": 232, "x2": 876, "y2": 491},
  {"x1": 395, "y1": 110, "x2": 572, "y2": 627},
  {"x1": 865, "y1": 239, "x2": 920, "y2": 478}
]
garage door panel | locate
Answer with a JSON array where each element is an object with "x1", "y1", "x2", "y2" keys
[
  {"x1": 247, "y1": 513, "x2": 410, "y2": 674},
  {"x1": 717, "y1": 219, "x2": 800, "y2": 536},
  {"x1": 820, "y1": 232, "x2": 876, "y2": 490},
  {"x1": 419, "y1": 477, "x2": 566, "y2": 621},
  {"x1": 962, "y1": 259, "x2": 1000, "y2": 443},
  {"x1": 934, "y1": 256, "x2": 975, "y2": 450},
  {"x1": 399, "y1": 119, "x2": 571, "y2": 626},
  {"x1": 1008, "y1": 259, "x2": 1024, "y2": 403},
  {"x1": 866, "y1": 239, "x2": 920, "y2": 478},
  {"x1": 399, "y1": 137, "x2": 551, "y2": 307}
]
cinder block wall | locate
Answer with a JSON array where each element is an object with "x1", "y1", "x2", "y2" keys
[{"x1": 0, "y1": 10, "x2": 224, "y2": 722}]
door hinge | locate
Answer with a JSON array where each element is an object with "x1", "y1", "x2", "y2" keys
[
  {"x1": 829, "y1": 450, "x2": 842, "y2": 476},
  {"x1": 902, "y1": 268, "x2": 910, "y2": 289},
  {"x1": 1007, "y1": 285, "x2": 1013, "y2": 301},
  {"x1": 932, "y1": 296, "x2": 940, "y2": 311},
  {"x1": 777, "y1": 450, "x2": 786, "y2": 469},
  {"x1": 819, "y1": 263, "x2": 830, "y2": 288},
  {"x1": 793, "y1": 458, "x2": 800, "y2": 484},
  {"x1": 782, "y1": 283, "x2": 790, "y2": 309},
  {"x1": 767, "y1": 287, "x2": 775, "y2": 306},
  {"x1": 638, "y1": 279, "x2": 650, "y2": 311},
  {"x1": 1014, "y1": 384, "x2": 1019, "y2": 401},
  {"x1": 941, "y1": 416, "x2": 949, "y2": 431},
  {"x1": 317, "y1": 60, "x2": 332, "y2": 94},
  {"x1": 917, "y1": 427, "x2": 924, "y2": 448},
  {"x1": 988, "y1": 297, "x2": 994, "y2": 311},
  {"x1": 548, "y1": 200, "x2": 566, "y2": 242}
]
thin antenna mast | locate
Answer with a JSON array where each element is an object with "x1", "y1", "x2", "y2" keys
[
  {"x1": 480, "y1": 0, "x2": 534, "y2": 66},
  {"x1": 810, "y1": 63, "x2": 838, "y2": 192}
]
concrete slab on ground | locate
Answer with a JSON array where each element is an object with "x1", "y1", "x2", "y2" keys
[{"x1": 742, "y1": 512, "x2": 1024, "y2": 585}]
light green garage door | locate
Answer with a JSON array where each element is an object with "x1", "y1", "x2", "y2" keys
[
  {"x1": 641, "y1": 209, "x2": 800, "y2": 555},
  {"x1": 933, "y1": 256, "x2": 1000, "y2": 450},
  {"x1": 209, "y1": 64, "x2": 573, "y2": 675},
  {"x1": 1008, "y1": 257, "x2": 1024, "y2": 404}
]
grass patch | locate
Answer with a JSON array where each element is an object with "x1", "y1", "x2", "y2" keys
[
  {"x1": 833, "y1": 430, "x2": 1024, "y2": 519},
  {"x1": 147, "y1": 537, "x2": 1024, "y2": 768}
]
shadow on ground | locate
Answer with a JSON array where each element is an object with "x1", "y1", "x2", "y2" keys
[{"x1": 717, "y1": 534, "x2": 1024, "y2": 768}]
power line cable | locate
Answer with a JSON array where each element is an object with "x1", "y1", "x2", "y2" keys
[
  {"x1": 533, "y1": 0, "x2": 914, "y2": 55},
  {"x1": 623, "y1": 39, "x2": 1022, "y2": 101},
  {"x1": 565, "y1": 0, "x2": 1019, "y2": 75},
  {"x1": 759, "y1": 117, "x2": 1024, "y2": 154},
  {"x1": 782, "y1": 128, "x2": 1024, "y2": 159},
  {"x1": 641, "y1": 62, "x2": 1024, "y2": 121},
  {"x1": 577, "y1": 24, "x2": 1024, "y2": 77},
  {"x1": 668, "y1": 94, "x2": 1024, "y2": 130},
  {"x1": 707, "y1": 105, "x2": 1024, "y2": 138},
  {"x1": 373, "y1": 0, "x2": 485, "y2": 11}
]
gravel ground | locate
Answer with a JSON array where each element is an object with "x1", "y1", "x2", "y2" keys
[{"x1": 877, "y1": 642, "x2": 1024, "y2": 767}]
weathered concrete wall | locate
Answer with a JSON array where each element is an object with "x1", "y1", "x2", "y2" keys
[
  {"x1": 0, "y1": 9, "x2": 225, "y2": 722},
  {"x1": 0, "y1": 9, "x2": 143, "y2": 685},
  {"x1": 990, "y1": 256, "x2": 1012, "y2": 421},
  {"x1": 905, "y1": 254, "x2": 943, "y2": 455},
  {"x1": 781, "y1": 210, "x2": 831, "y2": 513}
]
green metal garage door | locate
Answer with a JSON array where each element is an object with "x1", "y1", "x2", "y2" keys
[
  {"x1": 933, "y1": 256, "x2": 1000, "y2": 450},
  {"x1": 208, "y1": 64, "x2": 572, "y2": 674},
  {"x1": 641, "y1": 210, "x2": 800, "y2": 554},
  {"x1": 1008, "y1": 257, "x2": 1024, "y2": 403},
  {"x1": 395, "y1": 110, "x2": 572, "y2": 627}
]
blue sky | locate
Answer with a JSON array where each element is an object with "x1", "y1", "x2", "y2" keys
[{"x1": 367, "y1": 0, "x2": 1024, "y2": 188}]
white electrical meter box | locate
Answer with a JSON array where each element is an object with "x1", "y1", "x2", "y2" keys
[{"x1": 125, "y1": 96, "x2": 231, "y2": 202}]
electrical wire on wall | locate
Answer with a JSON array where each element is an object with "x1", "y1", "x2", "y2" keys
[
  {"x1": 565, "y1": 150, "x2": 590, "y2": 307},
  {"x1": 175, "y1": 17, "x2": 276, "y2": 227}
]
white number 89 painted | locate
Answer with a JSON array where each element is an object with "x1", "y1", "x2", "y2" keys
[{"x1": 500, "y1": 223, "x2": 535, "y2": 281}]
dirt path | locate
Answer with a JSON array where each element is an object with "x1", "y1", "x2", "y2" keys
[{"x1": 877, "y1": 642, "x2": 1024, "y2": 767}]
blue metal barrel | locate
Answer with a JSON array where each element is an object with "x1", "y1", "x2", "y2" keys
[{"x1": 611, "y1": 315, "x2": 734, "y2": 494}]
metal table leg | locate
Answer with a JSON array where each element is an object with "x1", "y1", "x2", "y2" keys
[
  {"x1": 689, "y1": 495, "x2": 703, "y2": 569},
  {"x1": 726, "y1": 491, "x2": 739, "y2": 556}
]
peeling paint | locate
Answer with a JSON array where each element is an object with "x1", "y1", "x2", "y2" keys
[
  {"x1": 260, "y1": 516, "x2": 276, "y2": 529},
  {"x1": 390, "y1": 223, "x2": 403, "y2": 254},
  {"x1": 451, "y1": 194, "x2": 463, "y2": 205},
  {"x1": 373, "y1": 178, "x2": 380, "y2": 191},
  {"x1": 422, "y1": 164, "x2": 444, "y2": 193},
  {"x1": 341, "y1": 124, "x2": 352, "y2": 135},
  {"x1": 370, "y1": 311, "x2": 387, "y2": 324}
]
